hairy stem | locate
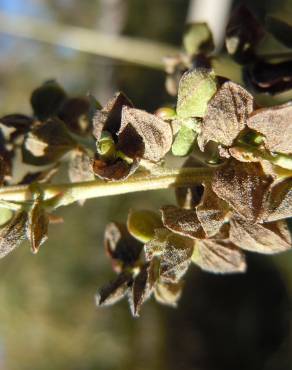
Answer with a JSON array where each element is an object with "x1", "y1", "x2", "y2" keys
[{"x1": 0, "y1": 167, "x2": 214, "y2": 208}]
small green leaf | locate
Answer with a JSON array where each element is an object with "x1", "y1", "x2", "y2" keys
[
  {"x1": 127, "y1": 209, "x2": 162, "y2": 243},
  {"x1": 183, "y1": 22, "x2": 214, "y2": 56},
  {"x1": 172, "y1": 125, "x2": 197, "y2": 156},
  {"x1": 177, "y1": 69, "x2": 217, "y2": 119}
]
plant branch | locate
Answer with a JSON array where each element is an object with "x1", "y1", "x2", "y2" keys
[
  {"x1": 0, "y1": 11, "x2": 179, "y2": 70},
  {"x1": 0, "y1": 167, "x2": 214, "y2": 208}
]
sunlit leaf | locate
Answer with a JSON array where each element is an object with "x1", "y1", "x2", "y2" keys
[
  {"x1": 247, "y1": 103, "x2": 292, "y2": 155},
  {"x1": 196, "y1": 183, "x2": 230, "y2": 237},
  {"x1": 119, "y1": 107, "x2": 173, "y2": 162},
  {"x1": 212, "y1": 160, "x2": 273, "y2": 221},
  {"x1": 161, "y1": 205, "x2": 205, "y2": 239},
  {"x1": 177, "y1": 68, "x2": 217, "y2": 118},
  {"x1": 230, "y1": 215, "x2": 292, "y2": 254},
  {"x1": 198, "y1": 81, "x2": 254, "y2": 150},
  {"x1": 192, "y1": 238, "x2": 246, "y2": 273}
]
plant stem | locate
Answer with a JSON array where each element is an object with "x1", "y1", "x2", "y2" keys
[{"x1": 0, "y1": 167, "x2": 214, "y2": 208}]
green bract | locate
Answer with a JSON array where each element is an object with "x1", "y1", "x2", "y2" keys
[{"x1": 176, "y1": 68, "x2": 217, "y2": 119}]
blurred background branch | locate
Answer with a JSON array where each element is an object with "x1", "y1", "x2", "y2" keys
[{"x1": 0, "y1": 10, "x2": 179, "y2": 70}]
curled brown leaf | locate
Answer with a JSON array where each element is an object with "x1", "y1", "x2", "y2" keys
[
  {"x1": 230, "y1": 215, "x2": 291, "y2": 254},
  {"x1": 212, "y1": 160, "x2": 273, "y2": 221},
  {"x1": 198, "y1": 81, "x2": 254, "y2": 150},
  {"x1": 161, "y1": 205, "x2": 205, "y2": 239},
  {"x1": 0, "y1": 211, "x2": 27, "y2": 258},
  {"x1": 196, "y1": 183, "x2": 230, "y2": 237},
  {"x1": 247, "y1": 103, "x2": 292, "y2": 155},
  {"x1": 192, "y1": 238, "x2": 246, "y2": 274}
]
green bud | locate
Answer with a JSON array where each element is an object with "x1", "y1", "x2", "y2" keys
[
  {"x1": 155, "y1": 107, "x2": 176, "y2": 120},
  {"x1": 97, "y1": 132, "x2": 116, "y2": 160},
  {"x1": 127, "y1": 209, "x2": 163, "y2": 243},
  {"x1": 172, "y1": 125, "x2": 197, "y2": 157}
]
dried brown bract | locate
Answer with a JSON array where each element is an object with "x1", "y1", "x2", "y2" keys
[
  {"x1": 247, "y1": 103, "x2": 292, "y2": 155},
  {"x1": 198, "y1": 81, "x2": 254, "y2": 150}
]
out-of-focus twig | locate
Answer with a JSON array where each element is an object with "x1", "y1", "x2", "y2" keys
[{"x1": 0, "y1": 10, "x2": 179, "y2": 70}]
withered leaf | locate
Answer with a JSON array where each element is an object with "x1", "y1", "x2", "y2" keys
[
  {"x1": 58, "y1": 97, "x2": 90, "y2": 134},
  {"x1": 192, "y1": 239, "x2": 246, "y2": 274},
  {"x1": 230, "y1": 215, "x2": 291, "y2": 254},
  {"x1": 0, "y1": 114, "x2": 33, "y2": 141},
  {"x1": 261, "y1": 177, "x2": 292, "y2": 222},
  {"x1": 177, "y1": 68, "x2": 217, "y2": 118},
  {"x1": 30, "y1": 80, "x2": 67, "y2": 120},
  {"x1": 154, "y1": 281, "x2": 183, "y2": 307},
  {"x1": 127, "y1": 209, "x2": 162, "y2": 243},
  {"x1": 0, "y1": 211, "x2": 27, "y2": 258},
  {"x1": 92, "y1": 156, "x2": 139, "y2": 181},
  {"x1": 244, "y1": 60, "x2": 292, "y2": 95},
  {"x1": 145, "y1": 229, "x2": 194, "y2": 283},
  {"x1": 23, "y1": 118, "x2": 77, "y2": 165},
  {"x1": 95, "y1": 272, "x2": 131, "y2": 307},
  {"x1": 68, "y1": 150, "x2": 94, "y2": 183},
  {"x1": 212, "y1": 160, "x2": 273, "y2": 221},
  {"x1": 196, "y1": 183, "x2": 230, "y2": 237},
  {"x1": 225, "y1": 5, "x2": 264, "y2": 64},
  {"x1": 198, "y1": 81, "x2": 254, "y2": 150},
  {"x1": 161, "y1": 205, "x2": 205, "y2": 239},
  {"x1": 27, "y1": 200, "x2": 49, "y2": 253},
  {"x1": 93, "y1": 92, "x2": 133, "y2": 141},
  {"x1": 247, "y1": 103, "x2": 292, "y2": 155},
  {"x1": 104, "y1": 222, "x2": 142, "y2": 272},
  {"x1": 118, "y1": 107, "x2": 172, "y2": 162},
  {"x1": 130, "y1": 259, "x2": 159, "y2": 316}
]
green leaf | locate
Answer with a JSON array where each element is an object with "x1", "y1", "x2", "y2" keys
[
  {"x1": 177, "y1": 69, "x2": 217, "y2": 119},
  {"x1": 127, "y1": 209, "x2": 162, "y2": 243},
  {"x1": 183, "y1": 22, "x2": 214, "y2": 56},
  {"x1": 266, "y1": 16, "x2": 292, "y2": 48},
  {"x1": 172, "y1": 125, "x2": 197, "y2": 156}
]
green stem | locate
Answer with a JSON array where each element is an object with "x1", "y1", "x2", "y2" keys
[{"x1": 0, "y1": 167, "x2": 214, "y2": 208}]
